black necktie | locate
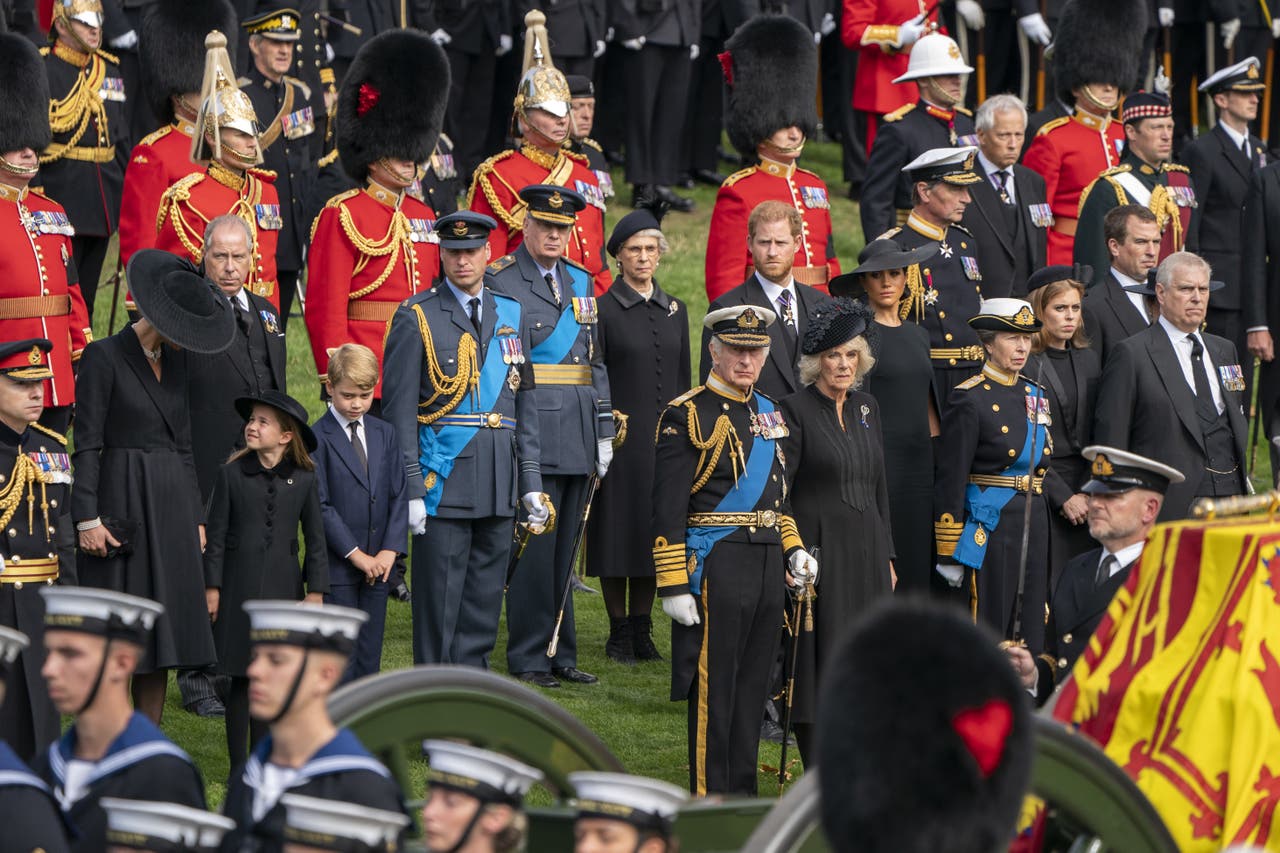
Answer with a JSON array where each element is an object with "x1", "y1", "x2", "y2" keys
[
  {"x1": 1188, "y1": 335, "x2": 1219, "y2": 424},
  {"x1": 1095, "y1": 553, "x2": 1118, "y2": 587},
  {"x1": 544, "y1": 272, "x2": 562, "y2": 305},
  {"x1": 235, "y1": 301, "x2": 251, "y2": 337},
  {"x1": 468, "y1": 296, "x2": 483, "y2": 341},
  {"x1": 995, "y1": 170, "x2": 1013, "y2": 205},
  {"x1": 348, "y1": 421, "x2": 367, "y2": 473}
]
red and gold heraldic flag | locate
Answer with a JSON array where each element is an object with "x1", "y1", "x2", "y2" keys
[{"x1": 1054, "y1": 516, "x2": 1280, "y2": 850}]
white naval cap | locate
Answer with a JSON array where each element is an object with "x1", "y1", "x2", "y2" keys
[
  {"x1": 101, "y1": 798, "x2": 236, "y2": 852},
  {"x1": 242, "y1": 600, "x2": 368, "y2": 655},
  {"x1": 569, "y1": 771, "x2": 688, "y2": 835},
  {"x1": 900, "y1": 146, "x2": 982, "y2": 185},
  {"x1": 39, "y1": 587, "x2": 164, "y2": 646},
  {"x1": 0, "y1": 624, "x2": 28, "y2": 670},
  {"x1": 422, "y1": 740, "x2": 543, "y2": 805},
  {"x1": 280, "y1": 794, "x2": 411, "y2": 852},
  {"x1": 1199, "y1": 57, "x2": 1266, "y2": 93}
]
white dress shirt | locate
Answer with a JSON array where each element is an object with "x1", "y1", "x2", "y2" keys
[
  {"x1": 1110, "y1": 267, "x2": 1151, "y2": 324},
  {"x1": 978, "y1": 150, "x2": 1016, "y2": 204},
  {"x1": 1157, "y1": 314, "x2": 1224, "y2": 414},
  {"x1": 1098, "y1": 540, "x2": 1146, "y2": 580},
  {"x1": 755, "y1": 273, "x2": 798, "y2": 333},
  {"x1": 1218, "y1": 119, "x2": 1248, "y2": 154}
]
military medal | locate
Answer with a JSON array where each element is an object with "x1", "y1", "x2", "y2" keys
[
  {"x1": 973, "y1": 525, "x2": 987, "y2": 546},
  {"x1": 31, "y1": 210, "x2": 74, "y2": 236},
  {"x1": 923, "y1": 287, "x2": 940, "y2": 306},
  {"x1": 1028, "y1": 203, "x2": 1054, "y2": 228},
  {"x1": 1025, "y1": 395, "x2": 1051, "y2": 425},
  {"x1": 431, "y1": 149, "x2": 456, "y2": 179},
  {"x1": 1219, "y1": 364, "x2": 1246, "y2": 392},
  {"x1": 800, "y1": 186, "x2": 829, "y2": 209},
  {"x1": 498, "y1": 335, "x2": 525, "y2": 364},
  {"x1": 574, "y1": 180, "x2": 606, "y2": 210},
  {"x1": 960, "y1": 256, "x2": 982, "y2": 281},
  {"x1": 1169, "y1": 185, "x2": 1197, "y2": 208},
  {"x1": 571, "y1": 296, "x2": 598, "y2": 324},
  {"x1": 259, "y1": 310, "x2": 281, "y2": 335},
  {"x1": 281, "y1": 106, "x2": 315, "y2": 139},
  {"x1": 98, "y1": 76, "x2": 126, "y2": 101},
  {"x1": 751, "y1": 410, "x2": 789, "y2": 439},
  {"x1": 938, "y1": 241, "x2": 953, "y2": 259},
  {"x1": 507, "y1": 365, "x2": 521, "y2": 392},
  {"x1": 28, "y1": 451, "x2": 72, "y2": 484},
  {"x1": 407, "y1": 218, "x2": 435, "y2": 243},
  {"x1": 593, "y1": 169, "x2": 614, "y2": 198},
  {"x1": 255, "y1": 204, "x2": 283, "y2": 230}
]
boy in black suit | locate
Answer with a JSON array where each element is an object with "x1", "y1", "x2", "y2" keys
[{"x1": 312, "y1": 344, "x2": 409, "y2": 682}]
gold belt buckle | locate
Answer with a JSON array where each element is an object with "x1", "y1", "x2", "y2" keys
[
  {"x1": 1014, "y1": 475, "x2": 1028, "y2": 492},
  {"x1": 758, "y1": 510, "x2": 777, "y2": 527},
  {"x1": 486, "y1": 412, "x2": 501, "y2": 428}
]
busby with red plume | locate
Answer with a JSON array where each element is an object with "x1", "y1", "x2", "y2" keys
[
  {"x1": 721, "y1": 14, "x2": 818, "y2": 158},
  {"x1": 140, "y1": 0, "x2": 239, "y2": 124},
  {"x1": 0, "y1": 32, "x2": 51, "y2": 154},
  {"x1": 817, "y1": 600, "x2": 1034, "y2": 853},
  {"x1": 336, "y1": 29, "x2": 450, "y2": 183}
]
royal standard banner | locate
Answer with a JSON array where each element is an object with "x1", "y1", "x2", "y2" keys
[{"x1": 1054, "y1": 517, "x2": 1280, "y2": 850}]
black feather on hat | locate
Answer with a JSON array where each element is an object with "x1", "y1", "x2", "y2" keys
[
  {"x1": 722, "y1": 14, "x2": 818, "y2": 158},
  {"x1": 336, "y1": 29, "x2": 450, "y2": 183},
  {"x1": 1051, "y1": 0, "x2": 1146, "y2": 99},
  {"x1": 817, "y1": 600, "x2": 1034, "y2": 853},
  {"x1": 140, "y1": 0, "x2": 239, "y2": 124},
  {"x1": 0, "y1": 33, "x2": 51, "y2": 153}
]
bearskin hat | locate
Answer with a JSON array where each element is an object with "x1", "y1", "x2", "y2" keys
[
  {"x1": 336, "y1": 29, "x2": 450, "y2": 183},
  {"x1": 817, "y1": 601, "x2": 1034, "y2": 853},
  {"x1": 1052, "y1": 0, "x2": 1146, "y2": 98},
  {"x1": 0, "y1": 33, "x2": 51, "y2": 152},
  {"x1": 722, "y1": 14, "x2": 818, "y2": 158},
  {"x1": 140, "y1": 0, "x2": 238, "y2": 124}
]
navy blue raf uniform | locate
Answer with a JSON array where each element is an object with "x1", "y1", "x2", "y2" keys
[
  {"x1": 487, "y1": 186, "x2": 613, "y2": 686},
  {"x1": 1032, "y1": 446, "x2": 1184, "y2": 705},
  {"x1": 381, "y1": 212, "x2": 541, "y2": 668},
  {"x1": 0, "y1": 625, "x2": 70, "y2": 853},
  {"x1": 0, "y1": 340, "x2": 76, "y2": 764},
  {"x1": 102, "y1": 798, "x2": 235, "y2": 851},
  {"x1": 883, "y1": 147, "x2": 986, "y2": 411},
  {"x1": 220, "y1": 601, "x2": 406, "y2": 851},
  {"x1": 933, "y1": 300, "x2": 1064, "y2": 657},
  {"x1": 652, "y1": 306, "x2": 808, "y2": 796},
  {"x1": 32, "y1": 588, "x2": 206, "y2": 853},
  {"x1": 241, "y1": 7, "x2": 327, "y2": 325}
]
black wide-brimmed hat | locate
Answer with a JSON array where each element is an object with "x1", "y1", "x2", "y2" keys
[
  {"x1": 235, "y1": 390, "x2": 317, "y2": 452},
  {"x1": 802, "y1": 297, "x2": 879, "y2": 357},
  {"x1": 125, "y1": 250, "x2": 236, "y2": 354},
  {"x1": 830, "y1": 240, "x2": 937, "y2": 296},
  {"x1": 1125, "y1": 268, "x2": 1225, "y2": 297}
]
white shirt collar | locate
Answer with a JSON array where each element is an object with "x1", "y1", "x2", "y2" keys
[
  {"x1": 1218, "y1": 120, "x2": 1248, "y2": 151},
  {"x1": 328, "y1": 403, "x2": 363, "y2": 431},
  {"x1": 1100, "y1": 541, "x2": 1145, "y2": 577},
  {"x1": 1157, "y1": 313, "x2": 1199, "y2": 348},
  {"x1": 227, "y1": 288, "x2": 249, "y2": 311},
  {"x1": 1110, "y1": 267, "x2": 1142, "y2": 290},
  {"x1": 755, "y1": 272, "x2": 796, "y2": 307},
  {"x1": 977, "y1": 150, "x2": 1013, "y2": 184}
]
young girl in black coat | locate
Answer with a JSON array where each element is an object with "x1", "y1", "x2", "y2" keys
[{"x1": 204, "y1": 391, "x2": 328, "y2": 771}]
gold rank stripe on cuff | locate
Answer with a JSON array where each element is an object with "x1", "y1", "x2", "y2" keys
[
  {"x1": 653, "y1": 538, "x2": 689, "y2": 589},
  {"x1": 779, "y1": 515, "x2": 803, "y2": 553},
  {"x1": 935, "y1": 513, "x2": 962, "y2": 558}
]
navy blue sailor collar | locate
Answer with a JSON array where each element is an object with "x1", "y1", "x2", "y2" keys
[
  {"x1": 241, "y1": 727, "x2": 391, "y2": 792},
  {"x1": 49, "y1": 712, "x2": 194, "y2": 792}
]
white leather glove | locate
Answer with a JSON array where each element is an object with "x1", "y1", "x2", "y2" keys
[
  {"x1": 1221, "y1": 18, "x2": 1241, "y2": 49},
  {"x1": 662, "y1": 594, "x2": 700, "y2": 626},
  {"x1": 1273, "y1": 17, "x2": 1280, "y2": 38},
  {"x1": 522, "y1": 492, "x2": 550, "y2": 527},
  {"x1": 956, "y1": 0, "x2": 985, "y2": 30},
  {"x1": 606, "y1": 26, "x2": 616, "y2": 42},
  {"x1": 496, "y1": 33, "x2": 513, "y2": 56},
  {"x1": 820, "y1": 11, "x2": 837, "y2": 36},
  {"x1": 935, "y1": 563, "x2": 964, "y2": 588},
  {"x1": 430, "y1": 28, "x2": 452, "y2": 46},
  {"x1": 594, "y1": 39, "x2": 607, "y2": 57},
  {"x1": 897, "y1": 14, "x2": 927, "y2": 46},
  {"x1": 1158, "y1": 7, "x2": 1174, "y2": 27},
  {"x1": 622, "y1": 36, "x2": 645, "y2": 50},
  {"x1": 788, "y1": 550, "x2": 819, "y2": 587},
  {"x1": 109, "y1": 29, "x2": 138, "y2": 50},
  {"x1": 409, "y1": 499, "x2": 427, "y2": 536},
  {"x1": 1018, "y1": 13, "x2": 1052, "y2": 46},
  {"x1": 596, "y1": 439, "x2": 614, "y2": 478},
  {"x1": 690, "y1": 43, "x2": 700, "y2": 60}
]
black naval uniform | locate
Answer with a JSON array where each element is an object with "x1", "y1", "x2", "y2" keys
[
  {"x1": 241, "y1": 64, "x2": 324, "y2": 325},
  {"x1": 652, "y1": 372, "x2": 802, "y2": 796},
  {"x1": 0, "y1": 421, "x2": 75, "y2": 763},
  {"x1": 569, "y1": 136, "x2": 614, "y2": 202},
  {"x1": 861, "y1": 101, "x2": 977, "y2": 241},
  {"x1": 220, "y1": 729, "x2": 405, "y2": 852},
  {"x1": 0, "y1": 740, "x2": 70, "y2": 852},
  {"x1": 39, "y1": 41, "x2": 131, "y2": 317},
  {"x1": 885, "y1": 213, "x2": 986, "y2": 410},
  {"x1": 33, "y1": 713, "x2": 206, "y2": 853},
  {"x1": 934, "y1": 363, "x2": 1061, "y2": 656},
  {"x1": 1242, "y1": 160, "x2": 1280, "y2": 471}
]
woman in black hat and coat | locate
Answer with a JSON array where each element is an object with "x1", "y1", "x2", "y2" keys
[
  {"x1": 831, "y1": 239, "x2": 939, "y2": 596},
  {"x1": 586, "y1": 206, "x2": 691, "y2": 665},
  {"x1": 778, "y1": 297, "x2": 895, "y2": 766},
  {"x1": 203, "y1": 390, "x2": 328, "y2": 771},
  {"x1": 71, "y1": 249, "x2": 236, "y2": 722}
]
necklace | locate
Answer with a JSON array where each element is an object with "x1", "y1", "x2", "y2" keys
[{"x1": 142, "y1": 345, "x2": 163, "y2": 363}]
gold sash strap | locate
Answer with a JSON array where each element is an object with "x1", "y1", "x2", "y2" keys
[
  {"x1": 687, "y1": 511, "x2": 780, "y2": 529},
  {"x1": 930, "y1": 346, "x2": 985, "y2": 362},
  {"x1": 0, "y1": 556, "x2": 58, "y2": 585},
  {"x1": 968, "y1": 473, "x2": 1045, "y2": 494}
]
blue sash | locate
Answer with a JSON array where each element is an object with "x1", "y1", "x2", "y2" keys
[
  {"x1": 530, "y1": 264, "x2": 590, "y2": 365},
  {"x1": 418, "y1": 296, "x2": 523, "y2": 515},
  {"x1": 684, "y1": 394, "x2": 777, "y2": 595},
  {"x1": 954, "y1": 387, "x2": 1045, "y2": 570}
]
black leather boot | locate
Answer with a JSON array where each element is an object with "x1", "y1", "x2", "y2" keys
[
  {"x1": 605, "y1": 617, "x2": 637, "y2": 665},
  {"x1": 631, "y1": 614, "x2": 662, "y2": 661}
]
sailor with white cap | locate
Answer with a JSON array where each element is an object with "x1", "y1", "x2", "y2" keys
[
  {"x1": 420, "y1": 740, "x2": 542, "y2": 853},
  {"x1": 219, "y1": 601, "x2": 405, "y2": 850},
  {"x1": 569, "y1": 771, "x2": 687, "y2": 853},
  {"x1": 280, "y1": 793, "x2": 411, "y2": 853},
  {"x1": 101, "y1": 797, "x2": 235, "y2": 852},
  {"x1": 31, "y1": 588, "x2": 206, "y2": 853},
  {"x1": 0, "y1": 624, "x2": 70, "y2": 852}
]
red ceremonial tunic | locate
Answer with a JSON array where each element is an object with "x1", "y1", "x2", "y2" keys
[
  {"x1": 154, "y1": 162, "x2": 282, "y2": 309},
  {"x1": 118, "y1": 120, "x2": 201, "y2": 267},
  {"x1": 304, "y1": 183, "x2": 439, "y2": 397},
  {"x1": 467, "y1": 144, "x2": 610, "y2": 294},
  {"x1": 1022, "y1": 111, "x2": 1125, "y2": 265},
  {"x1": 841, "y1": 0, "x2": 941, "y2": 116},
  {"x1": 705, "y1": 159, "x2": 840, "y2": 302},
  {"x1": 0, "y1": 184, "x2": 91, "y2": 407}
]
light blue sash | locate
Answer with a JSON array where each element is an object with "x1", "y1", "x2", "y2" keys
[{"x1": 530, "y1": 264, "x2": 590, "y2": 364}]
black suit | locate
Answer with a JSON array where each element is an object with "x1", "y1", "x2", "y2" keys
[
  {"x1": 1241, "y1": 161, "x2": 1280, "y2": 469},
  {"x1": 699, "y1": 275, "x2": 823, "y2": 399},
  {"x1": 1081, "y1": 271, "x2": 1150, "y2": 366},
  {"x1": 1093, "y1": 322, "x2": 1249, "y2": 521},
  {"x1": 961, "y1": 160, "x2": 1048, "y2": 298},
  {"x1": 1033, "y1": 545, "x2": 1137, "y2": 705},
  {"x1": 515, "y1": 0, "x2": 606, "y2": 75},
  {"x1": 1184, "y1": 123, "x2": 1266, "y2": 359}
]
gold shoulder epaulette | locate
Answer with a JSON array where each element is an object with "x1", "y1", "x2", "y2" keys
[
  {"x1": 30, "y1": 422, "x2": 68, "y2": 446},
  {"x1": 323, "y1": 188, "x2": 361, "y2": 209},
  {"x1": 1099, "y1": 163, "x2": 1132, "y2": 178},
  {"x1": 955, "y1": 374, "x2": 985, "y2": 390},
  {"x1": 237, "y1": 76, "x2": 251, "y2": 87},
  {"x1": 487, "y1": 255, "x2": 516, "y2": 273},
  {"x1": 669, "y1": 386, "x2": 703, "y2": 407},
  {"x1": 249, "y1": 167, "x2": 278, "y2": 183},
  {"x1": 722, "y1": 166, "x2": 758, "y2": 188},
  {"x1": 138, "y1": 125, "x2": 173, "y2": 148},
  {"x1": 38, "y1": 46, "x2": 50, "y2": 56},
  {"x1": 164, "y1": 171, "x2": 205, "y2": 199},
  {"x1": 97, "y1": 49, "x2": 120, "y2": 64},
  {"x1": 884, "y1": 103, "x2": 916, "y2": 122},
  {"x1": 283, "y1": 75, "x2": 312, "y2": 101},
  {"x1": 1164, "y1": 162, "x2": 1190, "y2": 173},
  {"x1": 954, "y1": 105, "x2": 973, "y2": 117},
  {"x1": 874, "y1": 226, "x2": 903, "y2": 240},
  {"x1": 473, "y1": 150, "x2": 514, "y2": 176},
  {"x1": 564, "y1": 148, "x2": 589, "y2": 165},
  {"x1": 317, "y1": 148, "x2": 339, "y2": 168},
  {"x1": 1036, "y1": 116, "x2": 1071, "y2": 136},
  {"x1": 581, "y1": 137, "x2": 603, "y2": 153}
]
